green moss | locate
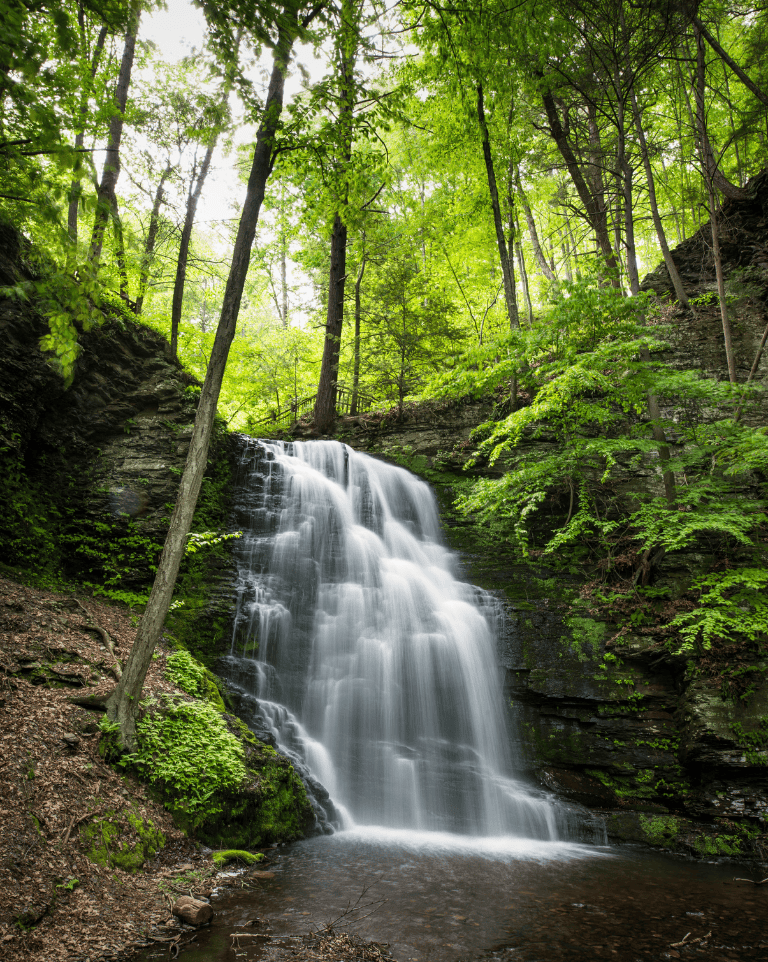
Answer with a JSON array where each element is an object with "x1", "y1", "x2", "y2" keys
[
  {"x1": 692, "y1": 834, "x2": 742, "y2": 857},
  {"x1": 212, "y1": 850, "x2": 265, "y2": 868},
  {"x1": 165, "y1": 649, "x2": 226, "y2": 710},
  {"x1": 81, "y1": 809, "x2": 165, "y2": 871},
  {"x1": 639, "y1": 814, "x2": 680, "y2": 847},
  {"x1": 563, "y1": 615, "x2": 605, "y2": 662}
]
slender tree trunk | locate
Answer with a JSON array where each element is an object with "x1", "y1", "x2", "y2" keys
[
  {"x1": 516, "y1": 165, "x2": 557, "y2": 284},
  {"x1": 314, "y1": 0, "x2": 358, "y2": 432},
  {"x1": 105, "y1": 13, "x2": 313, "y2": 749},
  {"x1": 110, "y1": 194, "x2": 130, "y2": 304},
  {"x1": 314, "y1": 214, "x2": 348, "y2": 431},
  {"x1": 135, "y1": 164, "x2": 172, "y2": 316},
  {"x1": 694, "y1": 24, "x2": 738, "y2": 383},
  {"x1": 734, "y1": 321, "x2": 768, "y2": 424},
  {"x1": 516, "y1": 235, "x2": 533, "y2": 324},
  {"x1": 613, "y1": 79, "x2": 639, "y2": 295},
  {"x1": 350, "y1": 248, "x2": 366, "y2": 416},
  {"x1": 89, "y1": 15, "x2": 139, "y2": 266},
  {"x1": 539, "y1": 82, "x2": 620, "y2": 281},
  {"x1": 170, "y1": 133, "x2": 219, "y2": 358},
  {"x1": 280, "y1": 225, "x2": 289, "y2": 327},
  {"x1": 630, "y1": 90, "x2": 690, "y2": 307},
  {"x1": 68, "y1": 22, "x2": 108, "y2": 243},
  {"x1": 693, "y1": 14, "x2": 768, "y2": 108},
  {"x1": 476, "y1": 84, "x2": 518, "y2": 328},
  {"x1": 559, "y1": 227, "x2": 573, "y2": 282},
  {"x1": 692, "y1": 25, "x2": 750, "y2": 203}
]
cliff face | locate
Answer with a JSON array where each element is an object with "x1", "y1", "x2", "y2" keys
[
  {"x1": 0, "y1": 223, "x2": 234, "y2": 660},
  {"x1": 337, "y1": 177, "x2": 768, "y2": 858}
]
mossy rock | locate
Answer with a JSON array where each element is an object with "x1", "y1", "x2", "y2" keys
[
  {"x1": 81, "y1": 808, "x2": 165, "y2": 872},
  {"x1": 212, "y1": 849, "x2": 265, "y2": 868},
  {"x1": 165, "y1": 648, "x2": 226, "y2": 710}
]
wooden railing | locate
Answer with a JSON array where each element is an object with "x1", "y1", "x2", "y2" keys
[{"x1": 252, "y1": 384, "x2": 378, "y2": 430}]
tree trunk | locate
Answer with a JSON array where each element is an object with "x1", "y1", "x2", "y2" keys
[
  {"x1": 629, "y1": 89, "x2": 690, "y2": 308},
  {"x1": 476, "y1": 84, "x2": 518, "y2": 329},
  {"x1": 613, "y1": 77, "x2": 639, "y2": 296},
  {"x1": 68, "y1": 23, "x2": 108, "y2": 244},
  {"x1": 280, "y1": 225, "x2": 289, "y2": 326},
  {"x1": 314, "y1": 0, "x2": 358, "y2": 432},
  {"x1": 110, "y1": 194, "x2": 130, "y2": 305},
  {"x1": 105, "y1": 13, "x2": 309, "y2": 750},
  {"x1": 539, "y1": 82, "x2": 620, "y2": 280},
  {"x1": 171, "y1": 133, "x2": 219, "y2": 358},
  {"x1": 314, "y1": 213, "x2": 348, "y2": 431},
  {"x1": 692, "y1": 24, "x2": 750, "y2": 204},
  {"x1": 89, "y1": 15, "x2": 139, "y2": 266},
  {"x1": 695, "y1": 23, "x2": 738, "y2": 383},
  {"x1": 350, "y1": 249, "x2": 366, "y2": 416},
  {"x1": 516, "y1": 167, "x2": 556, "y2": 285},
  {"x1": 693, "y1": 14, "x2": 768, "y2": 108},
  {"x1": 135, "y1": 163, "x2": 172, "y2": 316}
]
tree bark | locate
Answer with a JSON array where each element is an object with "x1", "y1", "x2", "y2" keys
[
  {"x1": 629, "y1": 89, "x2": 690, "y2": 308},
  {"x1": 110, "y1": 194, "x2": 130, "y2": 305},
  {"x1": 613, "y1": 78, "x2": 640, "y2": 296},
  {"x1": 314, "y1": 0, "x2": 358, "y2": 432},
  {"x1": 170, "y1": 132, "x2": 219, "y2": 358},
  {"x1": 280, "y1": 224, "x2": 289, "y2": 326},
  {"x1": 89, "y1": 15, "x2": 139, "y2": 266},
  {"x1": 68, "y1": 22, "x2": 108, "y2": 244},
  {"x1": 135, "y1": 163, "x2": 172, "y2": 316},
  {"x1": 695, "y1": 23, "x2": 738, "y2": 383},
  {"x1": 516, "y1": 167, "x2": 557, "y2": 285},
  {"x1": 693, "y1": 14, "x2": 768, "y2": 108},
  {"x1": 476, "y1": 84, "x2": 518, "y2": 329},
  {"x1": 105, "y1": 11, "x2": 313, "y2": 750},
  {"x1": 314, "y1": 213, "x2": 348, "y2": 431},
  {"x1": 539, "y1": 82, "x2": 620, "y2": 281},
  {"x1": 691, "y1": 24, "x2": 750, "y2": 204},
  {"x1": 350, "y1": 247, "x2": 366, "y2": 416}
]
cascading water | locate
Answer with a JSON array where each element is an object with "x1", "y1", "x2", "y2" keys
[{"x1": 219, "y1": 438, "x2": 578, "y2": 842}]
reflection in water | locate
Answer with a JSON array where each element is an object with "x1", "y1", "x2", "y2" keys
[{"x1": 223, "y1": 439, "x2": 589, "y2": 841}]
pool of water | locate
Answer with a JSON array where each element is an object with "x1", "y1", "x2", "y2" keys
[{"x1": 135, "y1": 830, "x2": 768, "y2": 961}]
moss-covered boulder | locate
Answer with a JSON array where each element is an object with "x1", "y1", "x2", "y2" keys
[
  {"x1": 81, "y1": 808, "x2": 165, "y2": 872},
  {"x1": 109, "y1": 649, "x2": 315, "y2": 850}
]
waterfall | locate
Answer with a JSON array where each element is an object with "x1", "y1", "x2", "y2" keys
[{"x1": 220, "y1": 438, "x2": 571, "y2": 841}]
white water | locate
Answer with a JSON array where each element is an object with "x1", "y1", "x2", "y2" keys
[{"x1": 224, "y1": 439, "x2": 578, "y2": 842}]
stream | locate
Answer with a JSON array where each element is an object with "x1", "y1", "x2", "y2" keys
[{"x1": 140, "y1": 440, "x2": 767, "y2": 960}]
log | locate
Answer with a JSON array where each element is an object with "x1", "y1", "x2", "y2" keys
[{"x1": 172, "y1": 896, "x2": 212, "y2": 926}]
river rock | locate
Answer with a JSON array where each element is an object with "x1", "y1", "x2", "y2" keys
[{"x1": 172, "y1": 896, "x2": 213, "y2": 926}]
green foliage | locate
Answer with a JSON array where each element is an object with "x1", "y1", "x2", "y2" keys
[
  {"x1": 118, "y1": 696, "x2": 249, "y2": 830},
  {"x1": 166, "y1": 649, "x2": 226, "y2": 710},
  {"x1": 668, "y1": 569, "x2": 768, "y2": 653}
]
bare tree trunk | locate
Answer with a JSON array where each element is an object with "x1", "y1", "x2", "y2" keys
[
  {"x1": 693, "y1": 14, "x2": 768, "y2": 108},
  {"x1": 171, "y1": 132, "x2": 219, "y2": 358},
  {"x1": 694, "y1": 23, "x2": 738, "y2": 383},
  {"x1": 68, "y1": 22, "x2": 108, "y2": 243},
  {"x1": 692, "y1": 25, "x2": 750, "y2": 203},
  {"x1": 516, "y1": 166, "x2": 557, "y2": 284},
  {"x1": 314, "y1": 0, "x2": 358, "y2": 432},
  {"x1": 613, "y1": 78, "x2": 640, "y2": 295},
  {"x1": 280, "y1": 225, "x2": 289, "y2": 327},
  {"x1": 539, "y1": 82, "x2": 620, "y2": 281},
  {"x1": 104, "y1": 10, "x2": 317, "y2": 750},
  {"x1": 135, "y1": 163, "x2": 172, "y2": 316},
  {"x1": 314, "y1": 214, "x2": 348, "y2": 431},
  {"x1": 110, "y1": 194, "x2": 130, "y2": 305},
  {"x1": 350, "y1": 247, "x2": 366, "y2": 416},
  {"x1": 516, "y1": 236, "x2": 533, "y2": 324},
  {"x1": 629, "y1": 89, "x2": 690, "y2": 308},
  {"x1": 476, "y1": 84, "x2": 518, "y2": 329},
  {"x1": 89, "y1": 15, "x2": 139, "y2": 266}
]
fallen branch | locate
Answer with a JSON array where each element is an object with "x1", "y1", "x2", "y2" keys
[{"x1": 734, "y1": 876, "x2": 768, "y2": 885}]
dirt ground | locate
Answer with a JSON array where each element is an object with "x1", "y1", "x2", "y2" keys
[{"x1": 0, "y1": 575, "x2": 224, "y2": 962}]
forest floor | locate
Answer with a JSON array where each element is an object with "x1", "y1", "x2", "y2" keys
[{"x1": 0, "y1": 574, "x2": 226, "y2": 962}]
